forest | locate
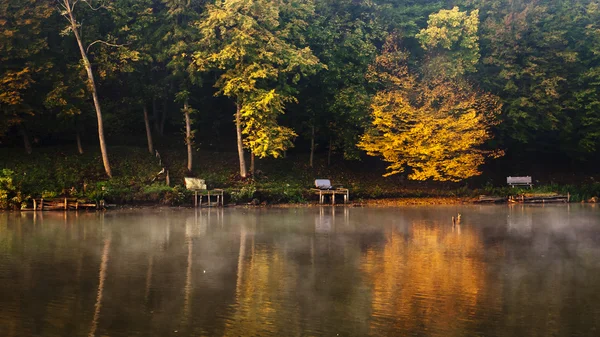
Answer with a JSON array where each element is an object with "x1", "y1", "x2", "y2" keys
[{"x1": 2, "y1": 0, "x2": 600, "y2": 207}]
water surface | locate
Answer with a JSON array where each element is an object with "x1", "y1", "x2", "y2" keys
[{"x1": 1, "y1": 205, "x2": 600, "y2": 336}]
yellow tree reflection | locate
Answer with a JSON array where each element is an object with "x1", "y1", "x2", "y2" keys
[
  {"x1": 224, "y1": 226, "x2": 301, "y2": 336},
  {"x1": 362, "y1": 222, "x2": 492, "y2": 335}
]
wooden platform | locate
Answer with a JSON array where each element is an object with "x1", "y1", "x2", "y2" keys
[
  {"x1": 192, "y1": 189, "x2": 224, "y2": 207},
  {"x1": 21, "y1": 198, "x2": 113, "y2": 211},
  {"x1": 509, "y1": 193, "x2": 570, "y2": 204},
  {"x1": 476, "y1": 195, "x2": 507, "y2": 203},
  {"x1": 311, "y1": 188, "x2": 349, "y2": 205}
]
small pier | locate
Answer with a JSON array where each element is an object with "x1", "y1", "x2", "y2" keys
[
  {"x1": 21, "y1": 198, "x2": 114, "y2": 211},
  {"x1": 509, "y1": 193, "x2": 570, "y2": 204},
  {"x1": 312, "y1": 188, "x2": 350, "y2": 205},
  {"x1": 476, "y1": 195, "x2": 507, "y2": 203}
]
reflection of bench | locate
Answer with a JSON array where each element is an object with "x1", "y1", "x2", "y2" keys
[
  {"x1": 311, "y1": 179, "x2": 349, "y2": 205},
  {"x1": 507, "y1": 176, "x2": 533, "y2": 188},
  {"x1": 184, "y1": 178, "x2": 224, "y2": 207}
]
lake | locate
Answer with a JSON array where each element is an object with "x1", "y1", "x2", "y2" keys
[{"x1": 1, "y1": 205, "x2": 600, "y2": 336}]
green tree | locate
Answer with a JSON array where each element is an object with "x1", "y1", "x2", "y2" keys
[
  {"x1": 297, "y1": 0, "x2": 383, "y2": 164},
  {"x1": 161, "y1": 0, "x2": 204, "y2": 174},
  {"x1": 476, "y1": 0, "x2": 600, "y2": 160},
  {"x1": 416, "y1": 6, "x2": 480, "y2": 78},
  {"x1": 0, "y1": 0, "x2": 54, "y2": 153},
  {"x1": 192, "y1": 0, "x2": 322, "y2": 177}
]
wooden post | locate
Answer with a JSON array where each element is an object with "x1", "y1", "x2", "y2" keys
[
  {"x1": 33, "y1": 199, "x2": 37, "y2": 211},
  {"x1": 332, "y1": 192, "x2": 335, "y2": 206},
  {"x1": 76, "y1": 201, "x2": 79, "y2": 210},
  {"x1": 208, "y1": 191, "x2": 211, "y2": 207},
  {"x1": 64, "y1": 198, "x2": 68, "y2": 210},
  {"x1": 567, "y1": 192, "x2": 570, "y2": 203},
  {"x1": 40, "y1": 198, "x2": 44, "y2": 211}
]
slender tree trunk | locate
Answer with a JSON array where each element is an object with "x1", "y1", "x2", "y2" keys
[
  {"x1": 184, "y1": 99, "x2": 193, "y2": 173},
  {"x1": 152, "y1": 97, "x2": 160, "y2": 134},
  {"x1": 65, "y1": 2, "x2": 111, "y2": 177},
  {"x1": 309, "y1": 124, "x2": 315, "y2": 168},
  {"x1": 235, "y1": 103, "x2": 247, "y2": 178},
  {"x1": 20, "y1": 125, "x2": 32, "y2": 155},
  {"x1": 143, "y1": 105, "x2": 154, "y2": 155},
  {"x1": 250, "y1": 153, "x2": 255, "y2": 177},
  {"x1": 76, "y1": 131, "x2": 84, "y2": 155},
  {"x1": 328, "y1": 137, "x2": 332, "y2": 167}
]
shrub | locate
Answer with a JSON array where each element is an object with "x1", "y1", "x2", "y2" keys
[{"x1": 0, "y1": 169, "x2": 22, "y2": 209}]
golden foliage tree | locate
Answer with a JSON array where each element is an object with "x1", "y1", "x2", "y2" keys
[
  {"x1": 192, "y1": 0, "x2": 321, "y2": 177},
  {"x1": 358, "y1": 35, "x2": 502, "y2": 181}
]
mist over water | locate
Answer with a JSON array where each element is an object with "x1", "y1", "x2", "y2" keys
[{"x1": 1, "y1": 205, "x2": 600, "y2": 337}]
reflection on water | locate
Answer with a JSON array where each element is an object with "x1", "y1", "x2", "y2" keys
[{"x1": 1, "y1": 205, "x2": 600, "y2": 336}]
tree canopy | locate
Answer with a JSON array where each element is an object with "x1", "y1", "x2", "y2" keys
[{"x1": 2, "y1": 0, "x2": 600, "y2": 181}]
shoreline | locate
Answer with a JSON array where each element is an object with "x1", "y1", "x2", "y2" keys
[{"x1": 5, "y1": 196, "x2": 594, "y2": 212}]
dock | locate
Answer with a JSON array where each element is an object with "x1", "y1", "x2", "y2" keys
[
  {"x1": 311, "y1": 188, "x2": 350, "y2": 205},
  {"x1": 21, "y1": 198, "x2": 114, "y2": 211},
  {"x1": 476, "y1": 195, "x2": 507, "y2": 203},
  {"x1": 508, "y1": 193, "x2": 570, "y2": 204}
]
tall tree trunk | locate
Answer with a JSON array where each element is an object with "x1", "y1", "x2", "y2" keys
[
  {"x1": 76, "y1": 131, "x2": 84, "y2": 155},
  {"x1": 152, "y1": 97, "x2": 160, "y2": 134},
  {"x1": 328, "y1": 137, "x2": 332, "y2": 167},
  {"x1": 184, "y1": 99, "x2": 193, "y2": 173},
  {"x1": 65, "y1": 1, "x2": 111, "y2": 177},
  {"x1": 143, "y1": 105, "x2": 154, "y2": 155},
  {"x1": 250, "y1": 153, "x2": 255, "y2": 177},
  {"x1": 235, "y1": 103, "x2": 247, "y2": 178},
  {"x1": 309, "y1": 124, "x2": 315, "y2": 168},
  {"x1": 20, "y1": 125, "x2": 32, "y2": 155}
]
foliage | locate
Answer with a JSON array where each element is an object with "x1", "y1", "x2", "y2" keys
[
  {"x1": 3, "y1": 0, "x2": 600, "y2": 194},
  {"x1": 230, "y1": 182, "x2": 257, "y2": 203},
  {"x1": 0, "y1": 169, "x2": 21, "y2": 209},
  {"x1": 0, "y1": 0, "x2": 54, "y2": 136},
  {"x1": 192, "y1": 0, "x2": 322, "y2": 159},
  {"x1": 359, "y1": 35, "x2": 502, "y2": 181},
  {"x1": 416, "y1": 7, "x2": 480, "y2": 78}
]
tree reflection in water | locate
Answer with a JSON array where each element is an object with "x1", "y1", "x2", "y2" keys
[{"x1": 1, "y1": 207, "x2": 600, "y2": 337}]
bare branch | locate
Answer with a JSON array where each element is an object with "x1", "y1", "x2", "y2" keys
[
  {"x1": 70, "y1": 0, "x2": 80, "y2": 12},
  {"x1": 81, "y1": 0, "x2": 108, "y2": 11},
  {"x1": 57, "y1": 1, "x2": 67, "y2": 11},
  {"x1": 86, "y1": 40, "x2": 128, "y2": 53}
]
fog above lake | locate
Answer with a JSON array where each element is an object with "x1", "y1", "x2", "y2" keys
[{"x1": 1, "y1": 205, "x2": 600, "y2": 337}]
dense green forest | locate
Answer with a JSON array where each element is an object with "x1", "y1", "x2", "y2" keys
[{"x1": 2, "y1": 0, "x2": 600, "y2": 206}]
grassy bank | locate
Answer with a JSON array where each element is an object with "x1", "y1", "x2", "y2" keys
[{"x1": 1, "y1": 146, "x2": 599, "y2": 209}]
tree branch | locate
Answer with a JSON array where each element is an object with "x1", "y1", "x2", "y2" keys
[
  {"x1": 86, "y1": 40, "x2": 128, "y2": 53},
  {"x1": 81, "y1": 0, "x2": 108, "y2": 11}
]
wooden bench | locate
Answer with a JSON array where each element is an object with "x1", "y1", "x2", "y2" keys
[
  {"x1": 507, "y1": 176, "x2": 533, "y2": 188},
  {"x1": 311, "y1": 179, "x2": 349, "y2": 205},
  {"x1": 184, "y1": 178, "x2": 224, "y2": 207}
]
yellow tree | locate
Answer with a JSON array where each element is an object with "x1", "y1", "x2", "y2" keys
[
  {"x1": 192, "y1": 0, "x2": 321, "y2": 178},
  {"x1": 358, "y1": 35, "x2": 502, "y2": 181}
]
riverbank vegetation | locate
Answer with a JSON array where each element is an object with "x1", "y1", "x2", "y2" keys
[
  {"x1": 1, "y1": 146, "x2": 599, "y2": 209},
  {"x1": 2, "y1": 1, "x2": 600, "y2": 208}
]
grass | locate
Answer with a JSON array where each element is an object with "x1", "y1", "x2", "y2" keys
[{"x1": 1, "y1": 145, "x2": 599, "y2": 209}]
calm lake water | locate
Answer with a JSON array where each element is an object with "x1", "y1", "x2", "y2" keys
[{"x1": 1, "y1": 205, "x2": 600, "y2": 337}]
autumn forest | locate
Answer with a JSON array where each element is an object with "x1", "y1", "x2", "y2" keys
[{"x1": 2, "y1": 0, "x2": 600, "y2": 206}]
